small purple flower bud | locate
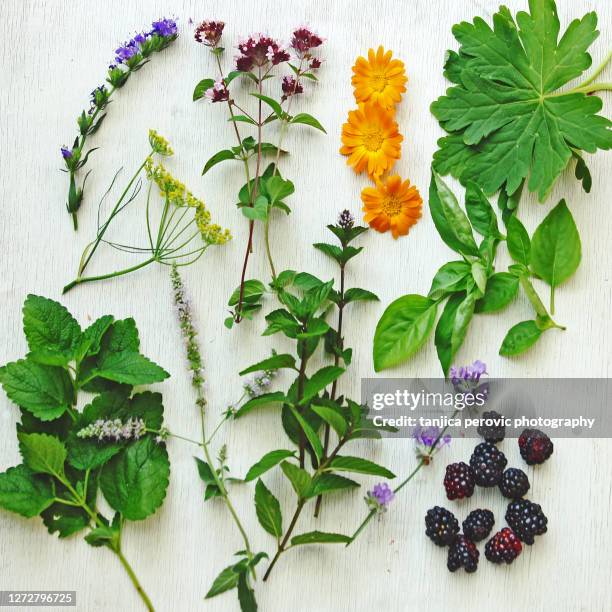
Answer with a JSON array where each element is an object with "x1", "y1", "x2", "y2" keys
[
  {"x1": 61, "y1": 146, "x2": 73, "y2": 159},
  {"x1": 337, "y1": 209, "x2": 355, "y2": 229},
  {"x1": 366, "y1": 482, "x2": 394, "y2": 513}
]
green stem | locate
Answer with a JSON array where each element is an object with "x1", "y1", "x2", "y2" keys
[
  {"x1": 72, "y1": 213, "x2": 78, "y2": 231},
  {"x1": 79, "y1": 156, "x2": 150, "y2": 275},
  {"x1": 575, "y1": 51, "x2": 612, "y2": 88},
  {"x1": 114, "y1": 548, "x2": 155, "y2": 612},
  {"x1": 63, "y1": 256, "x2": 157, "y2": 294},
  {"x1": 519, "y1": 275, "x2": 565, "y2": 329},
  {"x1": 566, "y1": 82, "x2": 612, "y2": 95}
]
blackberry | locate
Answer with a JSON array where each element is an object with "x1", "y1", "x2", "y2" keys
[
  {"x1": 425, "y1": 506, "x2": 459, "y2": 546},
  {"x1": 519, "y1": 428, "x2": 554, "y2": 465},
  {"x1": 505, "y1": 499, "x2": 548, "y2": 544},
  {"x1": 443, "y1": 462, "x2": 475, "y2": 500},
  {"x1": 462, "y1": 509, "x2": 495, "y2": 542},
  {"x1": 498, "y1": 468, "x2": 530, "y2": 499},
  {"x1": 477, "y1": 410, "x2": 505, "y2": 443},
  {"x1": 469, "y1": 442, "x2": 507, "y2": 487},
  {"x1": 447, "y1": 535, "x2": 479, "y2": 573},
  {"x1": 485, "y1": 528, "x2": 522, "y2": 564}
]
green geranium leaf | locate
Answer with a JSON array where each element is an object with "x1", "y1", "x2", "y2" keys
[
  {"x1": 18, "y1": 432, "x2": 67, "y2": 478},
  {"x1": 22, "y1": 295, "x2": 81, "y2": 366},
  {"x1": 254, "y1": 479, "x2": 283, "y2": 539},
  {"x1": 431, "y1": 0, "x2": 612, "y2": 201},
  {"x1": 373, "y1": 295, "x2": 438, "y2": 371},
  {"x1": 0, "y1": 465, "x2": 54, "y2": 517},
  {"x1": 0, "y1": 359, "x2": 73, "y2": 420},
  {"x1": 290, "y1": 531, "x2": 351, "y2": 546},
  {"x1": 100, "y1": 437, "x2": 170, "y2": 521},
  {"x1": 475, "y1": 272, "x2": 519, "y2": 313}
]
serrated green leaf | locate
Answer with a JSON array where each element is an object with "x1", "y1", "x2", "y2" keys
[
  {"x1": 228, "y1": 280, "x2": 266, "y2": 306},
  {"x1": 18, "y1": 432, "x2": 66, "y2": 478},
  {"x1": 22, "y1": 295, "x2": 81, "y2": 366},
  {"x1": 251, "y1": 93, "x2": 282, "y2": 117},
  {"x1": 194, "y1": 457, "x2": 221, "y2": 500},
  {"x1": 280, "y1": 461, "x2": 312, "y2": 498},
  {"x1": 237, "y1": 572, "x2": 257, "y2": 612},
  {"x1": 240, "y1": 354, "x2": 296, "y2": 375},
  {"x1": 290, "y1": 531, "x2": 351, "y2": 546},
  {"x1": 234, "y1": 392, "x2": 287, "y2": 419},
  {"x1": 100, "y1": 437, "x2": 170, "y2": 520},
  {"x1": 0, "y1": 359, "x2": 73, "y2": 420},
  {"x1": 431, "y1": 0, "x2": 612, "y2": 201},
  {"x1": 0, "y1": 465, "x2": 54, "y2": 517},
  {"x1": 100, "y1": 318, "x2": 140, "y2": 355},
  {"x1": 263, "y1": 176, "x2": 294, "y2": 204},
  {"x1": 299, "y1": 366, "x2": 344, "y2": 405},
  {"x1": 329, "y1": 456, "x2": 395, "y2": 479},
  {"x1": 244, "y1": 450, "x2": 295, "y2": 481},
  {"x1": 205, "y1": 565, "x2": 239, "y2": 598},
  {"x1": 254, "y1": 479, "x2": 282, "y2": 538},
  {"x1": 343, "y1": 288, "x2": 379, "y2": 303},
  {"x1": 289, "y1": 406, "x2": 323, "y2": 461},
  {"x1": 93, "y1": 352, "x2": 169, "y2": 386},
  {"x1": 306, "y1": 473, "x2": 360, "y2": 498},
  {"x1": 311, "y1": 405, "x2": 347, "y2": 438},
  {"x1": 76, "y1": 315, "x2": 114, "y2": 363},
  {"x1": 373, "y1": 295, "x2": 438, "y2": 371}
]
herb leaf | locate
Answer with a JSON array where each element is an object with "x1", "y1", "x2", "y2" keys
[
  {"x1": 0, "y1": 465, "x2": 54, "y2": 517},
  {"x1": 254, "y1": 479, "x2": 283, "y2": 539}
]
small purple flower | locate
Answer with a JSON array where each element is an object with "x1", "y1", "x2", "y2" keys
[
  {"x1": 151, "y1": 17, "x2": 178, "y2": 38},
  {"x1": 337, "y1": 209, "x2": 355, "y2": 229},
  {"x1": 413, "y1": 425, "x2": 451, "y2": 449},
  {"x1": 61, "y1": 146, "x2": 73, "y2": 159},
  {"x1": 290, "y1": 27, "x2": 324, "y2": 56},
  {"x1": 281, "y1": 75, "x2": 303, "y2": 98},
  {"x1": 133, "y1": 31, "x2": 149, "y2": 46},
  {"x1": 366, "y1": 482, "x2": 394, "y2": 513},
  {"x1": 194, "y1": 20, "x2": 224, "y2": 47},
  {"x1": 114, "y1": 41, "x2": 139, "y2": 64},
  {"x1": 310, "y1": 58, "x2": 322, "y2": 70}
]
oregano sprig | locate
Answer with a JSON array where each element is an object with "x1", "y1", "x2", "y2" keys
[{"x1": 0, "y1": 295, "x2": 171, "y2": 611}]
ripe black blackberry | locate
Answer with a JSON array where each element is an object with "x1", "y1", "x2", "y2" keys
[
  {"x1": 477, "y1": 410, "x2": 505, "y2": 443},
  {"x1": 425, "y1": 506, "x2": 459, "y2": 546},
  {"x1": 505, "y1": 499, "x2": 548, "y2": 544},
  {"x1": 469, "y1": 442, "x2": 507, "y2": 487},
  {"x1": 519, "y1": 428, "x2": 554, "y2": 465},
  {"x1": 485, "y1": 528, "x2": 522, "y2": 564},
  {"x1": 443, "y1": 462, "x2": 475, "y2": 500},
  {"x1": 447, "y1": 535, "x2": 479, "y2": 573},
  {"x1": 498, "y1": 468, "x2": 530, "y2": 499},
  {"x1": 462, "y1": 509, "x2": 495, "y2": 542}
]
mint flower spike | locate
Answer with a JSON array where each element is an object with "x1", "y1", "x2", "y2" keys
[
  {"x1": 62, "y1": 18, "x2": 179, "y2": 231},
  {"x1": 77, "y1": 418, "x2": 146, "y2": 442}
]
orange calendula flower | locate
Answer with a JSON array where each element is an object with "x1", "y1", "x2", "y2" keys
[
  {"x1": 352, "y1": 46, "x2": 407, "y2": 109},
  {"x1": 362, "y1": 175, "x2": 422, "y2": 239},
  {"x1": 340, "y1": 101, "x2": 403, "y2": 178}
]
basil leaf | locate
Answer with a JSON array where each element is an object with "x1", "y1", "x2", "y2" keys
[
  {"x1": 499, "y1": 320, "x2": 543, "y2": 356},
  {"x1": 428, "y1": 261, "x2": 471, "y2": 300},
  {"x1": 373, "y1": 295, "x2": 438, "y2": 371},
  {"x1": 290, "y1": 531, "x2": 351, "y2": 546},
  {"x1": 475, "y1": 272, "x2": 519, "y2": 313},
  {"x1": 435, "y1": 292, "x2": 476, "y2": 375},
  {"x1": 506, "y1": 215, "x2": 531, "y2": 265},
  {"x1": 465, "y1": 181, "x2": 500, "y2": 238}
]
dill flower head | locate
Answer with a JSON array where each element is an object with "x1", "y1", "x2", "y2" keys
[
  {"x1": 361, "y1": 175, "x2": 422, "y2": 239},
  {"x1": 148, "y1": 129, "x2": 174, "y2": 156},
  {"x1": 340, "y1": 101, "x2": 402, "y2": 178},
  {"x1": 352, "y1": 46, "x2": 407, "y2": 110},
  {"x1": 145, "y1": 159, "x2": 231, "y2": 245}
]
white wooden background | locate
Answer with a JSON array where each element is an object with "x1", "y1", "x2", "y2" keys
[{"x1": 1, "y1": 1, "x2": 611, "y2": 610}]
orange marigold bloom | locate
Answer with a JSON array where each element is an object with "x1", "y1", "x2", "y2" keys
[
  {"x1": 362, "y1": 175, "x2": 422, "y2": 239},
  {"x1": 339, "y1": 101, "x2": 403, "y2": 178},
  {"x1": 352, "y1": 46, "x2": 407, "y2": 109}
]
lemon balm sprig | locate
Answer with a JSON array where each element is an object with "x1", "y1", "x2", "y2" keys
[{"x1": 63, "y1": 131, "x2": 231, "y2": 294}]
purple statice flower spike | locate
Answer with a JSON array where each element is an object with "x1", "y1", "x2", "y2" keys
[
  {"x1": 61, "y1": 146, "x2": 73, "y2": 160},
  {"x1": 365, "y1": 482, "x2": 394, "y2": 513}
]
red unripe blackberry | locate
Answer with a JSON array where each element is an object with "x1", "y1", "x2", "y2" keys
[
  {"x1": 469, "y1": 442, "x2": 507, "y2": 487},
  {"x1": 498, "y1": 468, "x2": 530, "y2": 499},
  {"x1": 443, "y1": 462, "x2": 475, "y2": 500},
  {"x1": 462, "y1": 509, "x2": 495, "y2": 542},
  {"x1": 518, "y1": 428, "x2": 554, "y2": 465},
  {"x1": 485, "y1": 528, "x2": 523, "y2": 564},
  {"x1": 425, "y1": 506, "x2": 460, "y2": 546},
  {"x1": 477, "y1": 410, "x2": 505, "y2": 443},
  {"x1": 447, "y1": 535, "x2": 479, "y2": 573},
  {"x1": 505, "y1": 499, "x2": 548, "y2": 544}
]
